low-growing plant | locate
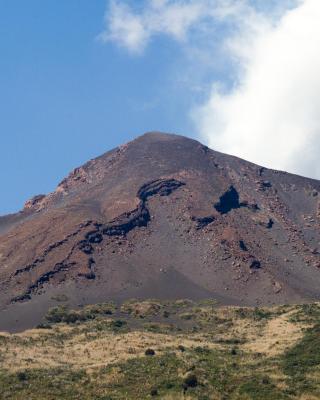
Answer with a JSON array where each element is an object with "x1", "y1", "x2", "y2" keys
[
  {"x1": 145, "y1": 348, "x2": 155, "y2": 356},
  {"x1": 183, "y1": 373, "x2": 198, "y2": 388}
]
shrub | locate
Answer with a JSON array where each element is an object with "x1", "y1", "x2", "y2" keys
[
  {"x1": 183, "y1": 373, "x2": 198, "y2": 388},
  {"x1": 64, "y1": 312, "x2": 83, "y2": 324},
  {"x1": 163, "y1": 311, "x2": 170, "y2": 318},
  {"x1": 180, "y1": 313, "x2": 193, "y2": 320},
  {"x1": 111, "y1": 320, "x2": 126, "y2": 329},
  {"x1": 17, "y1": 371, "x2": 27, "y2": 381},
  {"x1": 45, "y1": 303, "x2": 116, "y2": 325},
  {"x1": 145, "y1": 348, "x2": 155, "y2": 356},
  {"x1": 45, "y1": 306, "x2": 68, "y2": 323},
  {"x1": 195, "y1": 346, "x2": 208, "y2": 354},
  {"x1": 36, "y1": 323, "x2": 52, "y2": 329}
]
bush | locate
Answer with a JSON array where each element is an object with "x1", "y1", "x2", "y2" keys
[
  {"x1": 195, "y1": 346, "x2": 209, "y2": 354},
  {"x1": 45, "y1": 303, "x2": 116, "y2": 325},
  {"x1": 16, "y1": 372, "x2": 27, "y2": 381},
  {"x1": 36, "y1": 323, "x2": 52, "y2": 329},
  {"x1": 45, "y1": 306, "x2": 68, "y2": 323},
  {"x1": 163, "y1": 311, "x2": 170, "y2": 318},
  {"x1": 180, "y1": 313, "x2": 193, "y2": 320},
  {"x1": 64, "y1": 312, "x2": 84, "y2": 324},
  {"x1": 111, "y1": 320, "x2": 126, "y2": 329},
  {"x1": 183, "y1": 373, "x2": 198, "y2": 388},
  {"x1": 45, "y1": 306, "x2": 87, "y2": 324},
  {"x1": 145, "y1": 348, "x2": 155, "y2": 356}
]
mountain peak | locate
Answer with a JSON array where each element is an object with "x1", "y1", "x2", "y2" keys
[{"x1": 1, "y1": 133, "x2": 320, "y2": 331}]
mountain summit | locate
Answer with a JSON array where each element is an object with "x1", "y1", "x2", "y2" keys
[{"x1": 1, "y1": 132, "x2": 320, "y2": 331}]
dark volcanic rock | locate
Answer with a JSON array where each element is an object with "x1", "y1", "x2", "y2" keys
[
  {"x1": 192, "y1": 216, "x2": 215, "y2": 230},
  {"x1": 1, "y1": 131, "x2": 320, "y2": 331},
  {"x1": 214, "y1": 186, "x2": 242, "y2": 214},
  {"x1": 249, "y1": 260, "x2": 261, "y2": 270}
]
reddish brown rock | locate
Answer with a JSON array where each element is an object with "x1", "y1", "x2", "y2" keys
[{"x1": 1, "y1": 132, "x2": 320, "y2": 331}]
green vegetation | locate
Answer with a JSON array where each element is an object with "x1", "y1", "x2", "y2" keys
[
  {"x1": 0, "y1": 300, "x2": 320, "y2": 399},
  {"x1": 44, "y1": 302, "x2": 116, "y2": 324},
  {"x1": 235, "y1": 307, "x2": 273, "y2": 320},
  {"x1": 283, "y1": 323, "x2": 320, "y2": 395}
]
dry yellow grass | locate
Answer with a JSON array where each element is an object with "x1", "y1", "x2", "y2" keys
[
  {"x1": 0, "y1": 328, "x2": 220, "y2": 371},
  {"x1": 1, "y1": 302, "x2": 320, "y2": 400},
  {"x1": 243, "y1": 309, "x2": 304, "y2": 356},
  {"x1": 0, "y1": 306, "x2": 308, "y2": 373}
]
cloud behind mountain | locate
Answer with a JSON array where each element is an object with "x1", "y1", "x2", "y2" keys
[{"x1": 102, "y1": 0, "x2": 320, "y2": 178}]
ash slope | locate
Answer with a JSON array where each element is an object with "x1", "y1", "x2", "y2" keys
[{"x1": 1, "y1": 132, "x2": 320, "y2": 331}]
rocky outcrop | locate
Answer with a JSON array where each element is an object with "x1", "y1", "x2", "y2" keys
[
  {"x1": 137, "y1": 179, "x2": 184, "y2": 201},
  {"x1": 24, "y1": 194, "x2": 46, "y2": 211},
  {"x1": 11, "y1": 179, "x2": 185, "y2": 303},
  {"x1": 2, "y1": 131, "x2": 320, "y2": 331},
  {"x1": 249, "y1": 259, "x2": 261, "y2": 270},
  {"x1": 214, "y1": 186, "x2": 244, "y2": 214},
  {"x1": 192, "y1": 216, "x2": 215, "y2": 230},
  {"x1": 13, "y1": 221, "x2": 93, "y2": 277},
  {"x1": 77, "y1": 179, "x2": 184, "y2": 254},
  {"x1": 102, "y1": 205, "x2": 150, "y2": 236},
  {"x1": 12, "y1": 260, "x2": 76, "y2": 303}
]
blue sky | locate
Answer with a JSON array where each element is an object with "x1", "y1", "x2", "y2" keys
[
  {"x1": 0, "y1": 1, "x2": 198, "y2": 215},
  {"x1": 0, "y1": 0, "x2": 318, "y2": 215}
]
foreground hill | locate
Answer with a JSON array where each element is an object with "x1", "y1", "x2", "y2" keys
[
  {"x1": 1, "y1": 300, "x2": 320, "y2": 399},
  {"x1": 1, "y1": 132, "x2": 320, "y2": 331}
]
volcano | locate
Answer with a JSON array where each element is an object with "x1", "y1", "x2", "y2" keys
[{"x1": 1, "y1": 132, "x2": 320, "y2": 331}]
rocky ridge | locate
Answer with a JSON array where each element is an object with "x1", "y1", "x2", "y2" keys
[{"x1": 0, "y1": 132, "x2": 320, "y2": 331}]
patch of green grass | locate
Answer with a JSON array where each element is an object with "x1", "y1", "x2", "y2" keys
[
  {"x1": 142, "y1": 322, "x2": 174, "y2": 333},
  {"x1": 235, "y1": 307, "x2": 273, "y2": 321},
  {"x1": 238, "y1": 376, "x2": 290, "y2": 400},
  {"x1": 289, "y1": 303, "x2": 320, "y2": 324},
  {"x1": 0, "y1": 345, "x2": 287, "y2": 399},
  {"x1": 102, "y1": 352, "x2": 185, "y2": 399},
  {"x1": 2, "y1": 300, "x2": 320, "y2": 399},
  {"x1": 44, "y1": 302, "x2": 116, "y2": 325},
  {"x1": 0, "y1": 368, "x2": 94, "y2": 400},
  {"x1": 282, "y1": 323, "x2": 320, "y2": 394},
  {"x1": 51, "y1": 294, "x2": 69, "y2": 302}
]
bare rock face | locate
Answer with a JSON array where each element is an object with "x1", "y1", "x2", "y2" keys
[
  {"x1": 1, "y1": 132, "x2": 320, "y2": 331},
  {"x1": 24, "y1": 194, "x2": 46, "y2": 211}
]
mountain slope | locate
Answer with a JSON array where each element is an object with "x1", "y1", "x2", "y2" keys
[{"x1": 1, "y1": 132, "x2": 320, "y2": 331}]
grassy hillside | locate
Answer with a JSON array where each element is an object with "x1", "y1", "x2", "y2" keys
[{"x1": 1, "y1": 299, "x2": 320, "y2": 399}]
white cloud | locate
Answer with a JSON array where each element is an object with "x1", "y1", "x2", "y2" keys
[
  {"x1": 98, "y1": 1, "x2": 148, "y2": 53},
  {"x1": 195, "y1": 0, "x2": 320, "y2": 179},
  {"x1": 98, "y1": 0, "x2": 262, "y2": 53},
  {"x1": 98, "y1": 0, "x2": 207, "y2": 53},
  {"x1": 100, "y1": 0, "x2": 320, "y2": 179}
]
